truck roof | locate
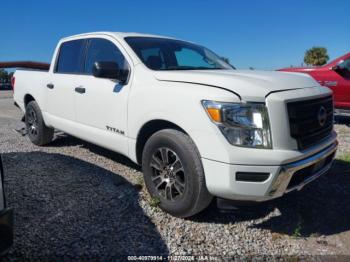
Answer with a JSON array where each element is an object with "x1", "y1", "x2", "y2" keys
[
  {"x1": 62, "y1": 31, "x2": 176, "y2": 41},
  {"x1": 0, "y1": 32, "x2": 180, "y2": 70}
]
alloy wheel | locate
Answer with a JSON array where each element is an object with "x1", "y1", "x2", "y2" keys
[
  {"x1": 150, "y1": 147, "x2": 186, "y2": 201},
  {"x1": 27, "y1": 108, "x2": 38, "y2": 137}
]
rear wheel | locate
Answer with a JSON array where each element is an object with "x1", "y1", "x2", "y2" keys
[
  {"x1": 25, "y1": 101, "x2": 54, "y2": 146},
  {"x1": 142, "y1": 129, "x2": 212, "y2": 218}
]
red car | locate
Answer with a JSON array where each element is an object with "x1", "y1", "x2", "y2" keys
[{"x1": 279, "y1": 53, "x2": 350, "y2": 116}]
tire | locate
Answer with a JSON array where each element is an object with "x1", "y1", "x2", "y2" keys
[
  {"x1": 25, "y1": 101, "x2": 54, "y2": 146},
  {"x1": 142, "y1": 129, "x2": 213, "y2": 218}
]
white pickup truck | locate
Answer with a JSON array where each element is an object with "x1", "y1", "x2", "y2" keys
[{"x1": 11, "y1": 32, "x2": 337, "y2": 217}]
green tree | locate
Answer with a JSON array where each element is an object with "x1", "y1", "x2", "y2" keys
[{"x1": 304, "y1": 47, "x2": 329, "y2": 66}]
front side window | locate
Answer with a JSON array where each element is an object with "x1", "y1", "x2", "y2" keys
[
  {"x1": 125, "y1": 37, "x2": 233, "y2": 71},
  {"x1": 56, "y1": 39, "x2": 86, "y2": 73},
  {"x1": 84, "y1": 38, "x2": 128, "y2": 74},
  {"x1": 336, "y1": 58, "x2": 350, "y2": 78},
  {"x1": 338, "y1": 58, "x2": 350, "y2": 71}
]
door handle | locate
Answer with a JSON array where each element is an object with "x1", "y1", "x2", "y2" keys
[
  {"x1": 47, "y1": 83, "x2": 54, "y2": 89},
  {"x1": 75, "y1": 86, "x2": 86, "y2": 94}
]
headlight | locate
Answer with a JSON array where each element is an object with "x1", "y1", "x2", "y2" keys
[{"x1": 202, "y1": 100, "x2": 272, "y2": 148}]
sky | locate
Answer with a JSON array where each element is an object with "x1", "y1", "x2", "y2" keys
[{"x1": 0, "y1": 0, "x2": 349, "y2": 70}]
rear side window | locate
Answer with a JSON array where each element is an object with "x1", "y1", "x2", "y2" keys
[
  {"x1": 84, "y1": 38, "x2": 128, "y2": 74},
  {"x1": 55, "y1": 39, "x2": 86, "y2": 73}
]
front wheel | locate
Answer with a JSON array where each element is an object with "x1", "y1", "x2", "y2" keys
[
  {"x1": 25, "y1": 101, "x2": 54, "y2": 146},
  {"x1": 142, "y1": 129, "x2": 213, "y2": 218}
]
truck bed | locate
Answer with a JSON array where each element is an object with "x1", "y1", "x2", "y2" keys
[
  {"x1": 0, "y1": 61, "x2": 51, "y2": 113},
  {"x1": 13, "y1": 69, "x2": 50, "y2": 113}
]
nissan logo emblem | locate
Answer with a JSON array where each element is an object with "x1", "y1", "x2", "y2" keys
[{"x1": 317, "y1": 106, "x2": 327, "y2": 127}]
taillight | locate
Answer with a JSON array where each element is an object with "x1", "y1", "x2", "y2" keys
[{"x1": 11, "y1": 76, "x2": 15, "y2": 91}]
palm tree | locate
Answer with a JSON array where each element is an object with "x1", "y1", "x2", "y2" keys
[{"x1": 304, "y1": 47, "x2": 329, "y2": 66}]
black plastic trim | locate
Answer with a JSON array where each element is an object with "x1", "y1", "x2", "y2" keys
[{"x1": 236, "y1": 172, "x2": 270, "y2": 182}]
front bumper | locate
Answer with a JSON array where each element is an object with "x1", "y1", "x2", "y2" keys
[
  {"x1": 202, "y1": 141, "x2": 337, "y2": 201},
  {"x1": 335, "y1": 108, "x2": 350, "y2": 117},
  {"x1": 0, "y1": 208, "x2": 14, "y2": 256}
]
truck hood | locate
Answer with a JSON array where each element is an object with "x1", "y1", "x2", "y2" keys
[{"x1": 153, "y1": 69, "x2": 318, "y2": 101}]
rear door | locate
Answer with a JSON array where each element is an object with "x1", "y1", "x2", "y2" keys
[
  {"x1": 74, "y1": 37, "x2": 131, "y2": 155},
  {"x1": 46, "y1": 39, "x2": 87, "y2": 123}
]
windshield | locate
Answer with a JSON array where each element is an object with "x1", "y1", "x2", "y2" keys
[{"x1": 125, "y1": 37, "x2": 234, "y2": 71}]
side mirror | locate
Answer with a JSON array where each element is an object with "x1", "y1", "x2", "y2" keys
[{"x1": 92, "y1": 61, "x2": 129, "y2": 83}]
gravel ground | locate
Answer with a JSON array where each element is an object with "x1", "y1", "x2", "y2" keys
[{"x1": 0, "y1": 90, "x2": 349, "y2": 260}]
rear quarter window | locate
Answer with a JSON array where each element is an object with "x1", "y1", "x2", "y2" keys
[{"x1": 55, "y1": 39, "x2": 86, "y2": 73}]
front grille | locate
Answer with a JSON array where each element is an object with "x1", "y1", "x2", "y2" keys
[{"x1": 287, "y1": 96, "x2": 333, "y2": 150}]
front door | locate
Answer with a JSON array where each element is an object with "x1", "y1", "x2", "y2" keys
[{"x1": 75, "y1": 37, "x2": 131, "y2": 155}]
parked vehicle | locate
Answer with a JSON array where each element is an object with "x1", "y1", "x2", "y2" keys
[
  {"x1": 279, "y1": 53, "x2": 350, "y2": 116},
  {"x1": 0, "y1": 154, "x2": 13, "y2": 256},
  {"x1": 7, "y1": 32, "x2": 337, "y2": 217},
  {"x1": 0, "y1": 83, "x2": 12, "y2": 91}
]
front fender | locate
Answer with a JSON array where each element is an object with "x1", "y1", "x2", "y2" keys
[{"x1": 127, "y1": 80, "x2": 239, "y2": 163}]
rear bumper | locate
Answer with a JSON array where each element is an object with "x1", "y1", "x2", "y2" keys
[
  {"x1": 203, "y1": 141, "x2": 337, "y2": 201},
  {"x1": 0, "y1": 208, "x2": 14, "y2": 256}
]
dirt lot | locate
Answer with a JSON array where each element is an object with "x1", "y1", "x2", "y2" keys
[{"x1": 1, "y1": 90, "x2": 349, "y2": 260}]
